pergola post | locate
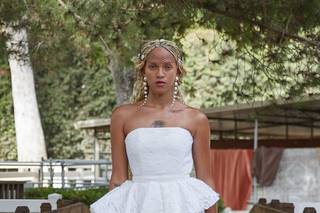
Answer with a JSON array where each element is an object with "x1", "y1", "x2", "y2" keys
[
  {"x1": 311, "y1": 120, "x2": 314, "y2": 139},
  {"x1": 93, "y1": 129, "x2": 100, "y2": 184},
  {"x1": 234, "y1": 118, "x2": 238, "y2": 140},
  {"x1": 253, "y1": 118, "x2": 259, "y2": 202}
]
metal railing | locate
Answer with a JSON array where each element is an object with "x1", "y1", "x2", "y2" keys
[{"x1": 0, "y1": 159, "x2": 112, "y2": 188}]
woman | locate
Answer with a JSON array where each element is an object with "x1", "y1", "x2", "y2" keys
[{"x1": 91, "y1": 39, "x2": 219, "y2": 213}]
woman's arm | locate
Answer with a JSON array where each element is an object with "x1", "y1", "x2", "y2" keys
[
  {"x1": 192, "y1": 111, "x2": 217, "y2": 213},
  {"x1": 108, "y1": 106, "x2": 129, "y2": 191}
]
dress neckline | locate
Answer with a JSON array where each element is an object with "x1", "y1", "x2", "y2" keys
[{"x1": 124, "y1": 127, "x2": 193, "y2": 142}]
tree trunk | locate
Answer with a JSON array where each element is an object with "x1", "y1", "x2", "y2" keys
[
  {"x1": 5, "y1": 24, "x2": 47, "y2": 161},
  {"x1": 107, "y1": 53, "x2": 134, "y2": 105},
  {"x1": 55, "y1": 0, "x2": 134, "y2": 105}
]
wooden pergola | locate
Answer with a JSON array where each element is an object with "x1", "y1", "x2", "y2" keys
[
  {"x1": 74, "y1": 118, "x2": 111, "y2": 161},
  {"x1": 74, "y1": 95, "x2": 320, "y2": 159},
  {"x1": 205, "y1": 95, "x2": 320, "y2": 149}
]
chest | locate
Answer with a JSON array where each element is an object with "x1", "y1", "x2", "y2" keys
[{"x1": 128, "y1": 110, "x2": 189, "y2": 127}]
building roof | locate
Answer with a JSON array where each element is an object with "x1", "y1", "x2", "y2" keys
[
  {"x1": 204, "y1": 95, "x2": 320, "y2": 139},
  {"x1": 74, "y1": 95, "x2": 320, "y2": 139}
]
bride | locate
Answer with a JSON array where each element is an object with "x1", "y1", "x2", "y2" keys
[{"x1": 91, "y1": 39, "x2": 219, "y2": 213}]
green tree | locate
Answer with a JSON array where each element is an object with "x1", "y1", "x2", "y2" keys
[
  {"x1": 0, "y1": 0, "x2": 197, "y2": 158},
  {"x1": 181, "y1": 28, "x2": 312, "y2": 108},
  {"x1": 1, "y1": 0, "x2": 47, "y2": 161},
  {"x1": 163, "y1": 0, "x2": 320, "y2": 98},
  {"x1": 1, "y1": 0, "x2": 319, "y2": 159},
  {"x1": 53, "y1": 0, "x2": 197, "y2": 104}
]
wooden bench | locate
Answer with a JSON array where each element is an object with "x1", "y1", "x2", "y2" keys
[
  {"x1": 0, "y1": 193, "x2": 61, "y2": 213},
  {"x1": 250, "y1": 198, "x2": 318, "y2": 213},
  {"x1": 14, "y1": 199, "x2": 89, "y2": 213},
  {"x1": 250, "y1": 198, "x2": 294, "y2": 213},
  {"x1": 303, "y1": 207, "x2": 317, "y2": 213}
]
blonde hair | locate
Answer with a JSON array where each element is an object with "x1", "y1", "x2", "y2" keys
[{"x1": 131, "y1": 39, "x2": 187, "y2": 103}]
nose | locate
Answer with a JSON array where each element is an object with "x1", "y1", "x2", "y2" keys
[{"x1": 156, "y1": 67, "x2": 165, "y2": 78}]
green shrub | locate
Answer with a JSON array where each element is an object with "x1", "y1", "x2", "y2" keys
[
  {"x1": 25, "y1": 187, "x2": 108, "y2": 205},
  {"x1": 217, "y1": 198, "x2": 225, "y2": 212}
]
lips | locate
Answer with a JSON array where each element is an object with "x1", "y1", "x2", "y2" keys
[{"x1": 155, "y1": 81, "x2": 166, "y2": 86}]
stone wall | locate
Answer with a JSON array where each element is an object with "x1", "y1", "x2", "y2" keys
[{"x1": 258, "y1": 148, "x2": 320, "y2": 202}]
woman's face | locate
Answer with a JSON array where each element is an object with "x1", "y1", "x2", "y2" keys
[{"x1": 143, "y1": 47, "x2": 179, "y2": 95}]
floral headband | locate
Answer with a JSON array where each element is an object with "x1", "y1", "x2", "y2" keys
[{"x1": 138, "y1": 39, "x2": 183, "y2": 65}]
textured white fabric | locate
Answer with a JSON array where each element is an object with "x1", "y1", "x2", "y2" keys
[{"x1": 90, "y1": 127, "x2": 219, "y2": 213}]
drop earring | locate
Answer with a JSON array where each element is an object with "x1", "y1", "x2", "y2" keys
[
  {"x1": 142, "y1": 76, "x2": 148, "y2": 106},
  {"x1": 171, "y1": 76, "x2": 179, "y2": 107}
]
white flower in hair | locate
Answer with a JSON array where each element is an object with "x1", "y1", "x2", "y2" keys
[{"x1": 138, "y1": 53, "x2": 145, "y2": 60}]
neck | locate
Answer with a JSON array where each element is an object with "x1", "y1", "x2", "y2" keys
[{"x1": 146, "y1": 90, "x2": 174, "y2": 109}]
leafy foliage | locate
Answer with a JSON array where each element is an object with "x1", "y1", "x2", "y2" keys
[
  {"x1": 0, "y1": 65, "x2": 16, "y2": 160},
  {"x1": 36, "y1": 66, "x2": 116, "y2": 158},
  {"x1": 1, "y1": 0, "x2": 117, "y2": 159},
  {"x1": 30, "y1": 21, "x2": 117, "y2": 158},
  {"x1": 0, "y1": 0, "x2": 25, "y2": 23},
  {"x1": 180, "y1": 28, "x2": 317, "y2": 108},
  {"x1": 163, "y1": 0, "x2": 320, "y2": 99},
  {"x1": 25, "y1": 187, "x2": 108, "y2": 206}
]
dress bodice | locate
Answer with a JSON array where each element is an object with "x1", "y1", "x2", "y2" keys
[
  {"x1": 125, "y1": 127, "x2": 194, "y2": 177},
  {"x1": 91, "y1": 127, "x2": 219, "y2": 213}
]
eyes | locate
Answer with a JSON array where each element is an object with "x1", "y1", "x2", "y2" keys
[{"x1": 147, "y1": 63, "x2": 175, "y2": 71}]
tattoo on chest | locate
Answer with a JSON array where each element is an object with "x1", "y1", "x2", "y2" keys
[{"x1": 151, "y1": 120, "x2": 165, "y2": 127}]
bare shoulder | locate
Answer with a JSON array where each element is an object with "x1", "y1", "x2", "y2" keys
[
  {"x1": 181, "y1": 104, "x2": 209, "y2": 135},
  {"x1": 111, "y1": 103, "x2": 139, "y2": 123},
  {"x1": 184, "y1": 105, "x2": 209, "y2": 124},
  {"x1": 112, "y1": 103, "x2": 137, "y2": 114}
]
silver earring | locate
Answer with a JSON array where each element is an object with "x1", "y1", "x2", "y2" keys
[
  {"x1": 142, "y1": 76, "x2": 148, "y2": 106},
  {"x1": 171, "y1": 76, "x2": 179, "y2": 107}
]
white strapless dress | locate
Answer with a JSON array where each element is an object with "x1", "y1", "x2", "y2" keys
[{"x1": 90, "y1": 127, "x2": 219, "y2": 213}]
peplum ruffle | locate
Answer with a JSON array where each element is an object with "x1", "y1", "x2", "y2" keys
[{"x1": 90, "y1": 177, "x2": 219, "y2": 213}]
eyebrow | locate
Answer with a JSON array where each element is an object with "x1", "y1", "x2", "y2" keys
[{"x1": 147, "y1": 60, "x2": 176, "y2": 64}]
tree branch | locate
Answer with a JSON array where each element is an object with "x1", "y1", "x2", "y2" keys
[
  {"x1": 200, "y1": 3, "x2": 320, "y2": 48},
  {"x1": 56, "y1": 0, "x2": 113, "y2": 56}
]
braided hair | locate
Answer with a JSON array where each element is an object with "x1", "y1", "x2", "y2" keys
[{"x1": 131, "y1": 39, "x2": 187, "y2": 103}]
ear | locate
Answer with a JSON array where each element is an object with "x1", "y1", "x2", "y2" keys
[{"x1": 177, "y1": 67, "x2": 182, "y2": 76}]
